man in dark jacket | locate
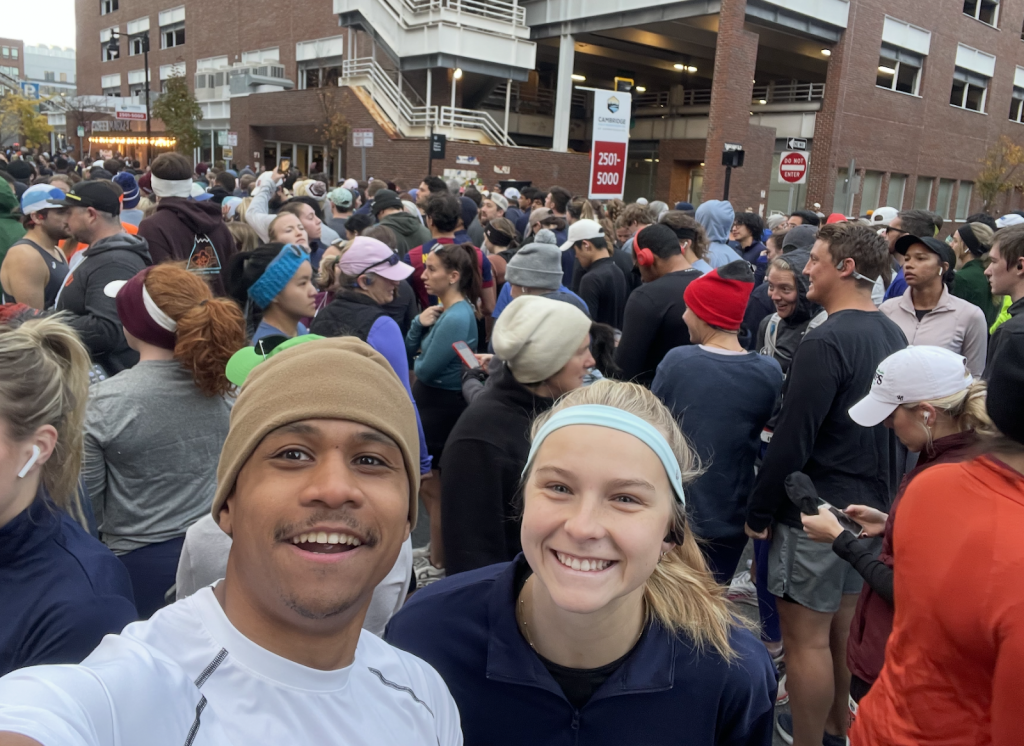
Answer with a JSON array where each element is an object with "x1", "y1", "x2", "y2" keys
[
  {"x1": 615, "y1": 223, "x2": 703, "y2": 386},
  {"x1": 373, "y1": 189, "x2": 430, "y2": 258},
  {"x1": 441, "y1": 296, "x2": 592, "y2": 574},
  {"x1": 51, "y1": 181, "x2": 151, "y2": 374},
  {"x1": 137, "y1": 153, "x2": 236, "y2": 295}
]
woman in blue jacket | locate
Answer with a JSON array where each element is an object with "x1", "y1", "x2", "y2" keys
[
  {"x1": 0, "y1": 315, "x2": 137, "y2": 676},
  {"x1": 405, "y1": 242, "x2": 480, "y2": 573},
  {"x1": 387, "y1": 380, "x2": 777, "y2": 745}
]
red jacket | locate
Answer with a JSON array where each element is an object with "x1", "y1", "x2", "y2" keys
[
  {"x1": 847, "y1": 431, "x2": 978, "y2": 686},
  {"x1": 137, "y1": 198, "x2": 237, "y2": 296}
]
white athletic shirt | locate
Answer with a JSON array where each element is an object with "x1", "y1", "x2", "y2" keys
[{"x1": 0, "y1": 587, "x2": 462, "y2": 746}]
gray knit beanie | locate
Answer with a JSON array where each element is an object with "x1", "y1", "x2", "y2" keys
[{"x1": 505, "y1": 230, "x2": 562, "y2": 290}]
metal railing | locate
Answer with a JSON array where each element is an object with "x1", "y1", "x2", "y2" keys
[
  {"x1": 403, "y1": 0, "x2": 526, "y2": 26},
  {"x1": 632, "y1": 81, "x2": 824, "y2": 113},
  {"x1": 481, "y1": 81, "x2": 586, "y2": 117},
  {"x1": 341, "y1": 57, "x2": 514, "y2": 146}
]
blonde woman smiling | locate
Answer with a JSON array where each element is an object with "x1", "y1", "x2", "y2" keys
[{"x1": 387, "y1": 380, "x2": 776, "y2": 746}]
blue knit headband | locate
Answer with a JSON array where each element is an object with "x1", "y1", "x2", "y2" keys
[
  {"x1": 247, "y1": 244, "x2": 309, "y2": 309},
  {"x1": 523, "y1": 404, "x2": 686, "y2": 505}
]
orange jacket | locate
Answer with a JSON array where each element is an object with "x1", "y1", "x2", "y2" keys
[{"x1": 851, "y1": 456, "x2": 1024, "y2": 746}]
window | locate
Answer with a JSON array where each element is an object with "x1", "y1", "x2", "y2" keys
[
  {"x1": 935, "y1": 179, "x2": 956, "y2": 219},
  {"x1": 162, "y1": 23, "x2": 185, "y2": 49},
  {"x1": 950, "y1": 68, "x2": 988, "y2": 112},
  {"x1": 861, "y1": 171, "x2": 884, "y2": 212},
  {"x1": 876, "y1": 45, "x2": 922, "y2": 95},
  {"x1": 159, "y1": 7, "x2": 186, "y2": 49},
  {"x1": 1, "y1": 47, "x2": 8, "y2": 59},
  {"x1": 101, "y1": 0, "x2": 118, "y2": 14},
  {"x1": 963, "y1": 0, "x2": 999, "y2": 26},
  {"x1": 887, "y1": 174, "x2": 907, "y2": 208},
  {"x1": 11, "y1": 48, "x2": 17, "y2": 60},
  {"x1": 43, "y1": 71, "x2": 55, "y2": 82},
  {"x1": 914, "y1": 177, "x2": 933, "y2": 210},
  {"x1": 130, "y1": 36, "x2": 146, "y2": 55},
  {"x1": 956, "y1": 183, "x2": 974, "y2": 220},
  {"x1": 101, "y1": 72, "x2": 121, "y2": 97},
  {"x1": 60, "y1": 72, "x2": 67, "y2": 82},
  {"x1": 1011, "y1": 88, "x2": 1024, "y2": 122}
]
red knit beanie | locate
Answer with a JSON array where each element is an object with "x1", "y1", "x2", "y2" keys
[{"x1": 683, "y1": 260, "x2": 755, "y2": 331}]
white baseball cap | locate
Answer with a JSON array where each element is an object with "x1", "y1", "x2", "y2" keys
[
  {"x1": 869, "y1": 206, "x2": 898, "y2": 227},
  {"x1": 504, "y1": 187, "x2": 521, "y2": 201},
  {"x1": 996, "y1": 213, "x2": 1024, "y2": 229},
  {"x1": 559, "y1": 219, "x2": 605, "y2": 252},
  {"x1": 848, "y1": 346, "x2": 974, "y2": 427}
]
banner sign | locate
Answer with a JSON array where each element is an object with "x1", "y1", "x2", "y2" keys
[{"x1": 588, "y1": 89, "x2": 631, "y2": 200}]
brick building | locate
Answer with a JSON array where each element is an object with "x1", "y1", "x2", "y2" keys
[
  {"x1": 0, "y1": 38, "x2": 25, "y2": 94},
  {"x1": 72, "y1": 0, "x2": 1024, "y2": 220}
]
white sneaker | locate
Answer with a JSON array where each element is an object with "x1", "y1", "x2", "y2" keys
[
  {"x1": 415, "y1": 562, "x2": 446, "y2": 589},
  {"x1": 412, "y1": 543, "x2": 431, "y2": 561},
  {"x1": 726, "y1": 571, "x2": 758, "y2": 606}
]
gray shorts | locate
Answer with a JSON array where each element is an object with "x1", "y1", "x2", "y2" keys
[{"x1": 767, "y1": 523, "x2": 881, "y2": 614}]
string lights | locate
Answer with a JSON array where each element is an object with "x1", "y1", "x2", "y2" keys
[{"x1": 89, "y1": 136, "x2": 177, "y2": 147}]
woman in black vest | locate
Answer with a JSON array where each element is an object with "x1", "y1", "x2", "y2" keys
[{"x1": 309, "y1": 236, "x2": 431, "y2": 476}]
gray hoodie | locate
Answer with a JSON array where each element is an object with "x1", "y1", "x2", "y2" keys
[
  {"x1": 55, "y1": 232, "x2": 152, "y2": 374},
  {"x1": 695, "y1": 200, "x2": 743, "y2": 268}
]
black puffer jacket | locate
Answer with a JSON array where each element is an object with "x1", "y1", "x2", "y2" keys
[
  {"x1": 56, "y1": 232, "x2": 151, "y2": 374},
  {"x1": 755, "y1": 248, "x2": 825, "y2": 375}
]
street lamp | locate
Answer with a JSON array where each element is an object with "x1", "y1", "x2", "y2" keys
[{"x1": 106, "y1": 30, "x2": 152, "y2": 165}]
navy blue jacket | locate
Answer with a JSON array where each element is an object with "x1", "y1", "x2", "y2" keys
[
  {"x1": 386, "y1": 556, "x2": 776, "y2": 746},
  {"x1": 0, "y1": 490, "x2": 137, "y2": 676}
]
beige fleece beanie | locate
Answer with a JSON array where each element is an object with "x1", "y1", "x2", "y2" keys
[
  {"x1": 492, "y1": 295, "x2": 592, "y2": 385},
  {"x1": 212, "y1": 336, "x2": 420, "y2": 527}
]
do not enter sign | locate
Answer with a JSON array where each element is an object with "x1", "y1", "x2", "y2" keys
[{"x1": 779, "y1": 150, "x2": 808, "y2": 185}]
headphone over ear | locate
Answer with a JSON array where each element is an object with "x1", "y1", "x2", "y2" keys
[{"x1": 636, "y1": 247, "x2": 655, "y2": 266}]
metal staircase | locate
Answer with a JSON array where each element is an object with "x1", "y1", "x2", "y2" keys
[{"x1": 340, "y1": 57, "x2": 515, "y2": 146}]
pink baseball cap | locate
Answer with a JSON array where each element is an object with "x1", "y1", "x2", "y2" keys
[{"x1": 339, "y1": 237, "x2": 414, "y2": 282}]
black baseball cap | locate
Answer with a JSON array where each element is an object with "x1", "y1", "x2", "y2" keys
[
  {"x1": 894, "y1": 234, "x2": 956, "y2": 269},
  {"x1": 48, "y1": 180, "x2": 122, "y2": 216}
]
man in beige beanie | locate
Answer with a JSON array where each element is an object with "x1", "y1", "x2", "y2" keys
[
  {"x1": 0, "y1": 337, "x2": 463, "y2": 746},
  {"x1": 441, "y1": 296, "x2": 593, "y2": 575}
]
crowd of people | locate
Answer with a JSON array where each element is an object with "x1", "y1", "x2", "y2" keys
[{"x1": 0, "y1": 145, "x2": 1022, "y2": 746}]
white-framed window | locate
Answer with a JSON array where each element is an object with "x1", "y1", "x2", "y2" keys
[
  {"x1": 101, "y1": 72, "x2": 121, "y2": 96},
  {"x1": 1011, "y1": 88, "x2": 1024, "y2": 123},
  {"x1": 101, "y1": 0, "x2": 118, "y2": 15},
  {"x1": 951, "y1": 67, "x2": 989, "y2": 112},
  {"x1": 241, "y1": 48, "x2": 279, "y2": 64},
  {"x1": 963, "y1": 0, "x2": 999, "y2": 26},
  {"x1": 197, "y1": 56, "x2": 228, "y2": 71},
  {"x1": 876, "y1": 45, "x2": 922, "y2": 95},
  {"x1": 159, "y1": 7, "x2": 185, "y2": 49},
  {"x1": 956, "y1": 183, "x2": 974, "y2": 221},
  {"x1": 127, "y1": 18, "x2": 150, "y2": 56},
  {"x1": 1, "y1": 47, "x2": 8, "y2": 59}
]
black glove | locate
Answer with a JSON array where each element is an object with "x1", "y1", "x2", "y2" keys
[
  {"x1": 461, "y1": 366, "x2": 488, "y2": 385},
  {"x1": 784, "y1": 472, "x2": 821, "y2": 517}
]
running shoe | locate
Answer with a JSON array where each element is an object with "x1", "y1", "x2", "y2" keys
[
  {"x1": 726, "y1": 571, "x2": 758, "y2": 606},
  {"x1": 412, "y1": 543, "x2": 431, "y2": 561},
  {"x1": 775, "y1": 673, "x2": 789, "y2": 707},
  {"x1": 415, "y1": 561, "x2": 446, "y2": 589}
]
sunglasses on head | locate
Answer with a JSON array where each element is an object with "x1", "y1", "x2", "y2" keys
[{"x1": 360, "y1": 252, "x2": 401, "y2": 273}]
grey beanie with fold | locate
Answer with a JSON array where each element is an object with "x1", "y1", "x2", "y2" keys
[{"x1": 505, "y1": 229, "x2": 562, "y2": 290}]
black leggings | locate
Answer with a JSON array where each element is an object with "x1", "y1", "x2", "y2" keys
[{"x1": 412, "y1": 381, "x2": 467, "y2": 467}]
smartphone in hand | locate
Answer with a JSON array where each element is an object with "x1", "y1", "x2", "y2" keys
[
  {"x1": 817, "y1": 499, "x2": 863, "y2": 534},
  {"x1": 452, "y1": 341, "x2": 480, "y2": 369}
]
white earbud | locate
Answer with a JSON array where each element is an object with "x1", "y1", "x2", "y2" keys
[
  {"x1": 17, "y1": 445, "x2": 41, "y2": 479},
  {"x1": 923, "y1": 413, "x2": 931, "y2": 425}
]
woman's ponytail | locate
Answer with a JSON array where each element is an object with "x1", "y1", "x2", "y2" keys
[
  {"x1": 144, "y1": 264, "x2": 247, "y2": 397},
  {"x1": 0, "y1": 315, "x2": 91, "y2": 526}
]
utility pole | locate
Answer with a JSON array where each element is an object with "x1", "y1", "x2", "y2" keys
[{"x1": 106, "y1": 30, "x2": 153, "y2": 166}]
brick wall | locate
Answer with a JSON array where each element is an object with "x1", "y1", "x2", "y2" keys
[
  {"x1": 231, "y1": 87, "x2": 590, "y2": 191},
  {"x1": 809, "y1": 0, "x2": 1024, "y2": 220},
  {"x1": 0, "y1": 38, "x2": 25, "y2": 80}
]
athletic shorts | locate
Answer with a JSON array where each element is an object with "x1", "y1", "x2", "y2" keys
[{"x1": 767, "y1": 523, "x2": 881, "y2": 614}]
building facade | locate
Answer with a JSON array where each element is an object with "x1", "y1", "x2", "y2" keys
[
  {"x1": 73, "y1": 0, "x2": 1024, "y2": 221},
  {"x1": 24, "y1": 45, "x2": 78, "y2": 99},
  {"x1": 0, "y1": 38, "x2": 25, "y2": 95}
]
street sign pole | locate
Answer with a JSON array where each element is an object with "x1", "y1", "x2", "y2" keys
[
  {"x1": 723, "y1": 166, "x2": 732, "y2": 201},
  {"x1": 427, "y1": 124, "x2": 434, "y2": 175},
  {"x1": 361, "y1": 147, "x2": 366, "y2": 181}
]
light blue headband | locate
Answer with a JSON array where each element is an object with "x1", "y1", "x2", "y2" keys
[
  {"x1": 247, "y1": 244, "x2": 309, "y2": 309},
  {"x1": 523, "y1": 404, "x2": 686, "y2": 505}
]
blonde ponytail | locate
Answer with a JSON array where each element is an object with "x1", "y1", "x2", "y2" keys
[
  {"x1": 0, "y1": 315, "x2": 91, "y2": 526},
  {"x1": 529, "y1": 380, "x2": 745, "y2": 660}
]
